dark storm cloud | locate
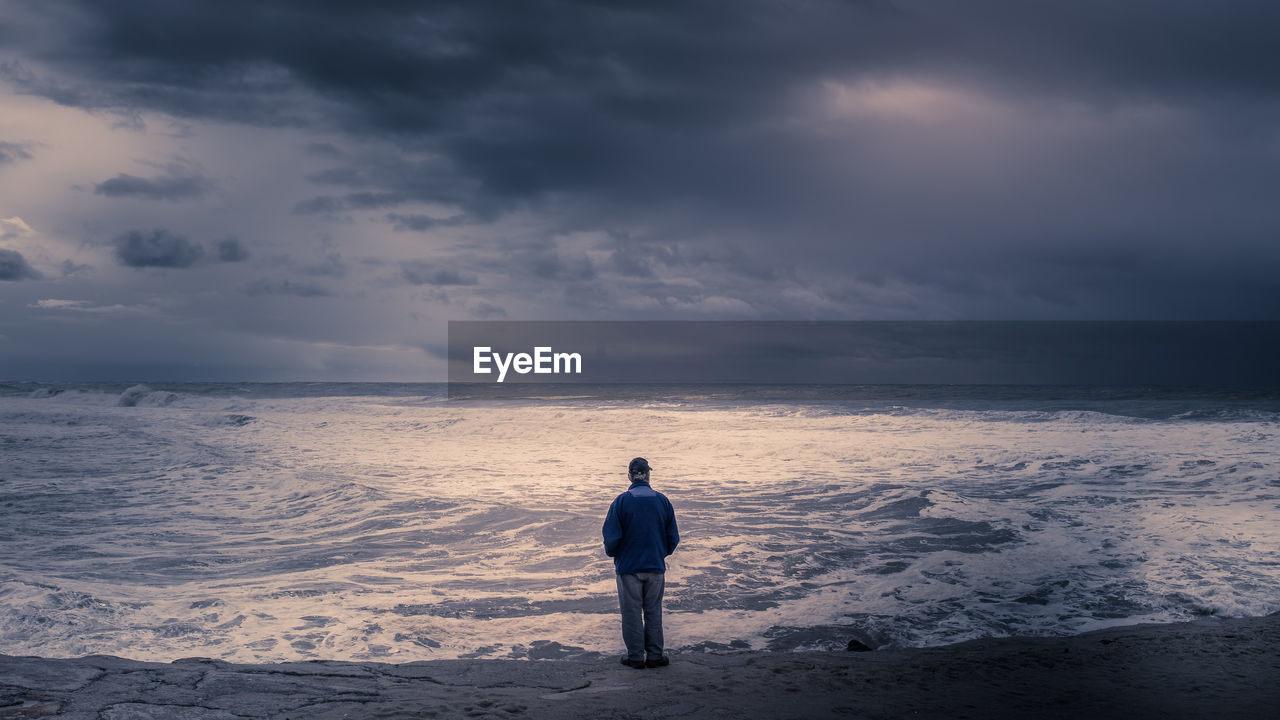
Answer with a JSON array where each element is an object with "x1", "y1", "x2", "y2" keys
[
  {"x1": 292, "y1": 154, "x2": 483, "y2": 217},
  {"x1": 302, "y1": 141, "x2": 343, "y2": 158},
  {"x1": 469, "y1": 301, "x2": 507, "y2": 319},
  {"x1": 0, "y1": 141, "x2": 34, "y2": 166},
  {"x1": 386, "y1": 213, "x2": 468, "y2": 232},
  {"x1": 12, "y1": 0, "x2": 1274, "y2": 181},
  {"x1": 0, "y1": 248, "x2": 41, "y2": 280},
  {"x1": 292, "y1": 192, "x2": 410, "y2": 216},
  {"x1": 214, "y1": 237, "x2": 249, "y2": 262},
  {"x1": 608, "y1": 242, "x2": 655, "y2": 279},
  {"x1": 608, "y1": 239, "x2": 793, "y2": 284},
  {"x1": 113, "y1": 229, "x2": 205, "y2": 268},
  {"x1": 5, "y1": 0, "x2": 1280, "y2": 321},
  {"x1": 59, "y1": 259, "x2": 90, "y2": 277},
  {"x1": 520, "y1": 247, "x2": 596, "y2": 283},
  {"x1": 94, "y1": 169, "x2": 214, "y2": 201},
  {"x1": 244, "y1": 279, "x2": 331, "y2": 298},
  {"x1": 401, "y1": 260, "x2": 477, "y2": 287},
  {"x1": 291, "y1": 196, "x2": 343, "y2": 216},
  {"x1": 302, "y1": 252, "x2": 347, "y2": 278}
]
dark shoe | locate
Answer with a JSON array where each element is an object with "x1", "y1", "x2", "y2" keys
[
  {"x1": 645, "y1": 656, "x2": 669, "y2": 668},
  {"x1": 620, "y1": 657, "x2": 646, "y2": 669}
]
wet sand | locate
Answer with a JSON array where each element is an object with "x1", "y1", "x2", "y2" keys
[{"x1": 2, "y1": 612, "x2": 1276, "y2": 719}]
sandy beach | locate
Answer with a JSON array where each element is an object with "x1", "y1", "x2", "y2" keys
[{"x1": 2, "y1": 612, "x2": 1276, "y2": 719}]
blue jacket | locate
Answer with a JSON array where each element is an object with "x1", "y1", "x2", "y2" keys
[{"x1": 602, "y1": 481, "x2": 679, "y2": 574}]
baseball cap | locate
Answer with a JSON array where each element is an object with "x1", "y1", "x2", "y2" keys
[{"x1": 628, "y1": 457, "x2": 652, "y2": 474}]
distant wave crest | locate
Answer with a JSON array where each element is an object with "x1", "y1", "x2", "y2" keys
[{"x1": 116, "y1": 384, "x2": 179, "y2": 407}]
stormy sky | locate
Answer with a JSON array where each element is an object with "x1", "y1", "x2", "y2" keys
[{"x1": 1, "y1": 1, "x2": 1278, "y2": 380}]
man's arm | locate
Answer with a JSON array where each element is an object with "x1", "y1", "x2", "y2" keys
[
  {"x1": 664, "y1": 496, "x2": 679, "y2": 556},
  {"x1": 602, "y1": 496, "x2": 623, "y2": 557}
]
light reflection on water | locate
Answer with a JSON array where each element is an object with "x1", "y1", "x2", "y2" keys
[{"x1": 1, "y1": 384, "x2": 1278, "y2": 662}]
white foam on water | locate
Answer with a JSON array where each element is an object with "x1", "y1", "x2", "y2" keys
[{"x1": 1, "y1": 388, "x2": 1278, "y2": 662}]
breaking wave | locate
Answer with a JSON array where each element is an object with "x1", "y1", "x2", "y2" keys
[{"x1": 1, "y1": 382, "x2": 1278, "y2": 662}]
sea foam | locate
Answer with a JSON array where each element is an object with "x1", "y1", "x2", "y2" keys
[{"x1": 1, "y1": 383, "x2": 1277, "y2": 663}]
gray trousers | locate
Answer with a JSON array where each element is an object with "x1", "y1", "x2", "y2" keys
[{"x1": 616, "y1": 572, "x2": 665, "y2": 661}]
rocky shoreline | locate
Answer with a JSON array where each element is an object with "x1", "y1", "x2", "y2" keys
[{"x1": 3, "y1": 612, "x2": 1277, "y2": 719}]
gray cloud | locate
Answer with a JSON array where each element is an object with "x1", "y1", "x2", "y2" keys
[
  {"x1": 244, "y1": 279, "x2": 331, "y2": 298},
  {"x1": 215, "y1": 237, "x2": 249, "y2": 262},
  {"x1": 113, "y1": 229, "x2": 205, "y2": 268},
  {"x1": 290, "y1": 196, "x2": 342, "y2": 215},
  {"x1": 292, "y1": 192, "x2": 410, "y2": 215},
  {"x1": 469, "y1": 301, "x2": 507, "y2": 319},
  {"x1": 0, "y1": 141, "x2": 34, "y2": 166},
  {"x1": 302, "y1": 141, "x2": 343, "y2": 157},
  {"x1": 0, "y1": 248, "x2": 41, "y2": 280},
  {"x1": 386, "y1": 213, "x2": 468, "y2": 232},
  {"x1": 94, "y1": 167, "x2": 214, "y2": 201},
  {"x1": 303, "y1": 252, "x2": 346, "y2": 278},
  {"x1": 18, "y1": 2, "x2": 1276, "y2": 130},
  {"x1": 401, "y1": 260, "x2": 477, "y2": 287},
  {"x1": 59, "y1": 259, "x2": 91, "y2": 277},
  {"x1": 6, "y1": 0, "x2": 1271, "y2": 319},
  {"x1": 524, "y1": 248, "x2": 596, "y2": 283},
  {"x1": 2, "y1": 1, "x2": 1279, "y2": 379}
]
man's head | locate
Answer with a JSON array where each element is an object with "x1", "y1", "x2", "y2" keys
[{"x1": 628, "y1": 457, "x2": 651, "y2": 482}]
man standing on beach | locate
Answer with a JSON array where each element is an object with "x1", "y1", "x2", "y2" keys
[{"x1": 602, "y1": 457, "x2": 679, "y2": 669}]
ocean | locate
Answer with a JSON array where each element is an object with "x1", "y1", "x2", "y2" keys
[{"x1": 1, "y1": 382, "x2": 1278, "y2": 663}]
